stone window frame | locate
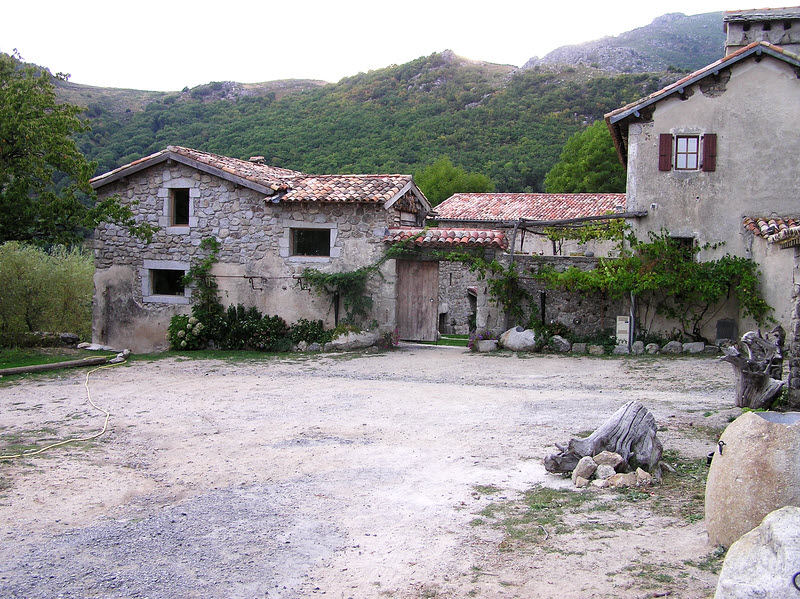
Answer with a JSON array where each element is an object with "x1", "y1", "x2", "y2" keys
[
  {"x1": 141, "y1": 259, "x2": 191, "y2": 304},
  {"x1": 280, "y1": 220, "x2": 340, "y2": 263},
  {"x1": 158, "y1": 178, "x2": 199, "y2": 234}
]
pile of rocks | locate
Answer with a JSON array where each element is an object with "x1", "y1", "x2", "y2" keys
[
  {"x1": 495, "y1": 326, "x2": 720, "y2": 355},
  {"x1": 570, "y1": 451, "x2": 654, "y2": 489}
]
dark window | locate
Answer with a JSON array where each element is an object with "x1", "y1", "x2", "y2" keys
[
  {"x1": 151, "y1": 269, "x2": 185, "y2": 295},
  {"x1": 675, "y1": 136, "x2": 699, "y2": 170},
  {"x1": 763, "y1": 22, "x2": 772, "y2": 31},
  {"x1": 171, "y1": 188, "x2": 190, "y2": 226},
  {"x1": 292, "y1": 229, "x2": 330, "y2": 256},
  {"x1": 671, "y1": 236, "x2": 695, "y2": 260}
]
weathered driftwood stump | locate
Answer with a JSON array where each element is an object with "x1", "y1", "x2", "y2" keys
[
  {"x1": 544, "y1": 400, "x2": 663, "y2": 474},
  {"x1": 721, "y1": 326, "x2": 785, "y2": 410}
]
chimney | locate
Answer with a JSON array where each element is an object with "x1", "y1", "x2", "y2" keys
[
  {"x1": 723, "y1": 7, "x2": 800, "y2": 56},
  {"x1": 249, "y1": 156, "x2": 266, "y2": 164}
]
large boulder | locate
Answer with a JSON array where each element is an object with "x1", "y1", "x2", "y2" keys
[
  {"x1": 714, "y1": 506, "x2": 800, "y2": 599},
  {"x1": 661, "y1": 340, "x2": 683, "y2": 354},
  {"x1": 326, "y1": 330, "x2": 379, "y2": 351},
  {"x1": 705, "y1": 411, "x2": 800, "y2": 548},
  {"x1": 498, "y1": 327, "x2": 537, "y2": 352}
]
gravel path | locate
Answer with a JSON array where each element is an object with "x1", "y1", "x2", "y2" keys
[{"x1": 0, "y1": 346, "x2": 737, "y2": 598}]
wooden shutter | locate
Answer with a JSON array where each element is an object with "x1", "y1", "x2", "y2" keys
[
  {"x1": 658, "y1": 134, "x2": 673, "y2": 171},
  {"x1": 702, "y1": 133, "x2": 717, "y2": 172}
]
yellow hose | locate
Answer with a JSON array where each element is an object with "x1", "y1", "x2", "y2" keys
[{"x1": 0, "y1": 360, "x2": 124, "y2": 460}]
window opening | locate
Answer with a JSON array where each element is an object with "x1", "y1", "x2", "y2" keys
[
  {"x1": 151, "y1": 269, "x2": 185, "y2": 295},
  {"x1": 671, "y1": 236, "x2": 695, "y2": 260},
  {"x1": 675, "y1": 136, "x2": 699, "y2": 170},
  {"x1": 763, "y1": 22, "x2": 772, "y2": 31},
  {"x1": 171, "y1": 188, "x2": 190, "y2": 226},
  {"x1": 292, "y1": 229, "x2": 331, "y2": 257}
]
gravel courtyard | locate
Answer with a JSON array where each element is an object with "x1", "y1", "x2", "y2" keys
[{"x1": 0, "y1": 346, "x2": 737, "y2": 598}]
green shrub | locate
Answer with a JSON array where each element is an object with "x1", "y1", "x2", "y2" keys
[
  {"x1": 0, "y1": 242, "x2": 93, "y2": 345},
  {"x1": 167, "y1": 315, "x2": 206, "y2": 350},
  {"x1": 289, "y1": 318, "x2": 332, "y2": 345},
  {"x1": 251, "y1": 315, "x2": 290, "y2": 351}
]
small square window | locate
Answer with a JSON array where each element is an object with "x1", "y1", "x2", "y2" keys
[
  {"x1": 151, "y1": 269, "x2": 185, "y2": 295},
  {"x1": 675, "y1": 136, "x2": 699, "y2": 170},
  {"x1": 171, "y1": 188, "x2": 190, "y2": 226},
  {"x1": 292, "y1": 229, "x2": 331, "y2": 257}
]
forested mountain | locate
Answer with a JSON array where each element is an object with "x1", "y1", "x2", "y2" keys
[{"x1": 55, "y1": 11, "x2": 724, "y2": 193}]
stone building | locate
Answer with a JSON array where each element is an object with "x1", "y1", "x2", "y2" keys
[
  {"x1": 605, "y1": 9, "x2": 800, "y2": 343},
  {"x1": 90, "y1": 146, "x2": 431, "y2": 352},
  {"x1": 434, "y1": 192, "x2": 626, "y2": 257}
]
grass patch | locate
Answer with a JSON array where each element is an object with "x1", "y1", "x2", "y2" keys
[
  {"x1": 417, "y1": 334, "x2": 470, "y2": 348},
  {"x1": 684, "y1": 546, "x2": 726, "y2": 574},
  {"x1": 0, "y1": 426, "x2": 60, "y2": 456},
  {"x1": 0, "y1": 347, "x2": 115, "y2": 370},
  {"x1": 473, "y1": 484, "x2": 502, "y2": 495}
]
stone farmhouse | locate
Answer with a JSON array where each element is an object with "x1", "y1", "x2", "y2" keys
[
  {"x1": 433, "y1": 192, "x2": 627, "y2": 256},
  {"x1": 90, "y1": 145, "x2": 438, "y2": 352},
  {"x1": 605, "y1": 7, "x2": 800, "y2": 345}
]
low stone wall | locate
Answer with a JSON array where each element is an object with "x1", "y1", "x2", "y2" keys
[
  {"x1": 510, "y1": 255, "x2": 623, "y2": 337},
  {"x1": 437, "y1": 254, "x2": 623, "y2": 337}
]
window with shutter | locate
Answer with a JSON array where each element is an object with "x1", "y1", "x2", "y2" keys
[
  {"x1": 659, "y1": 134, "x2": 673, "y2": 171},
  {"x1": 702, "y1": 134, "x2": 717, "y2": 172}
]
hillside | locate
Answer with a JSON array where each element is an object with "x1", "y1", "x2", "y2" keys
[
  {"x1": 523, "y1": 12, "x2": 725, "y2": 73},
  {"x1": 77, "y1": 52, "x2": 667, "y2": 193},
  {"x1": 55, "y1": 11, "x2": 726, "y2": 193}
]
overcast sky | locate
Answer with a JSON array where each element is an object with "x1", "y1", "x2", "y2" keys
[{"x1": 2, "y1": 0, "x2": 736, "y2": 91}]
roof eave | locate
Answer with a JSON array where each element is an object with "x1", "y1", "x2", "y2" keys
[
  {"x1": 383, "y1": 180, "x2": 433, "y2": 212},
  {"x1": 90, "y1": 149, "x2": 279, "y2": 196},
  {"x1": 607, "y1": 43, "x2": 800, "y2": 127}
]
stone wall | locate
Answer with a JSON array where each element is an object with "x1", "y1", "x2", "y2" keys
[
  {"x1": 438, "y1": 254, "x2": 623, "y2": 337},
  {"x1": 509, "y1": 255, "x2": 623, "y2": 337},
  {"x1": 94, "y1": 161, "x2": 399, "y2": 352},
  {"x1": 438, "y1": 261, "x2": 479, "y2": 334}
]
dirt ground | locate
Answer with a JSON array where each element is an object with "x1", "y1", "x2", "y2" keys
[{"x1": 0, "y1": 346, "x2": 738, "y2": 598}]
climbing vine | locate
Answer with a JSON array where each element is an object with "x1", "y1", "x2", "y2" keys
[
  {"x1": 542, "y1": 216, "x2": 627, "y2": 255},
  {"x1": 534, "y1": 231, "x2": 773, "y2": 341},
  {"x1": 181, "y1": 237, "x2": 224, "y2": 331}
]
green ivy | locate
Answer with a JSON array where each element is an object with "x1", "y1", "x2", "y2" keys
[{"x1": 534, "y1": 231, "x2": 773, "y2": 341}]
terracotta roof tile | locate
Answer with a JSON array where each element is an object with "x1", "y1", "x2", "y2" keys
[
  {"x1": 90, "y1": 146, "x2": 422, "y2": 204},
  {"x1": 384, "y1": 227, "x2": 508, "y2": 250},
  {"x1": 281, "y1": 174, "x2": 412, "y2": 203},
  {"x1": 744, "y1": 216, "x2": 800, "y2": 247},
  {"x1": 434, "y1": 193, "x2": 625, "y2": 222}
]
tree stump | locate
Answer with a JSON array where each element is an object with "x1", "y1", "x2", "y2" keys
[
  {"x1": 543, "y1": 400, "x2": 663, "y2": 474},
  {"x1": 721, "y1": 326, "x2": 785, "y2": 410}
]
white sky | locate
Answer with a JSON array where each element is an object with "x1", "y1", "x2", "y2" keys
[{"x1": 2, "y1": 0, "x2": 737, "y2": 91}]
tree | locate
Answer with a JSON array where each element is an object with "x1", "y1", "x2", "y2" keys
[
  {"x1": 415, "y1": 156, "x2": 493, "y2": 206},
  {"x1": 0, "y1": 51, "x2": 154, "y2": 245},
  {"x1": 544, "y1": 120, "x2": 626, "y2": 193}
]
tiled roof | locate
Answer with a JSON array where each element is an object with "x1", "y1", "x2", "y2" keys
[
  {"x1": 90, "y1": 145, "x2": 300, "y2": 192},
  {"x1": 744, "y1": 216, "x2": 800, "y2": 247},
  {"x1": 606, "y1": 42, "x2": 800, "y2": 125},
  {"x1": 434, "y1": 193, "x2": 625, "y2": 222},
  {"x1": 281, "y1": 174, "x2": 414, "y2": 203},
  {"x1": 384, "y1": 227, "x2": 508, "y2": 250},
  {"x1": 90, "y1": 146, "x2": 428, "y2": 206}
]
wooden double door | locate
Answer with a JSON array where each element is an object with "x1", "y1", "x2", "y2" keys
[{"x1": 396, "y1": 259, "x2": 439, "y2": 341}]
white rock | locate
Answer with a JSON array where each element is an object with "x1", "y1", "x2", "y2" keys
[
  {"x1": 549, "y1": 335, "x2": 571, "y2": 353},
  {"x1": 498, "y1": 327, "x2": 537, "y2": 352},
  {"x1": 327, "y1": 331, "x2": 379, "y2": 351},
  {"x1": 662, "y1": 341, "x2": 683, "y2": 354},
  {"x1": 593, "y1": 451, "x2": 624, "y2": 469},
  {"x1": 715, "y1": 506, "x2": 800, "y2": 599},
  {"x1": 683, "y1": 341, "x2": 705, "y2": 354},
  {"x1": 572, "y1": 455, "x2": 598, "y2": 483},
  {"x1": 595, "y1": 465, "x2": 616, "y2": 480}
]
